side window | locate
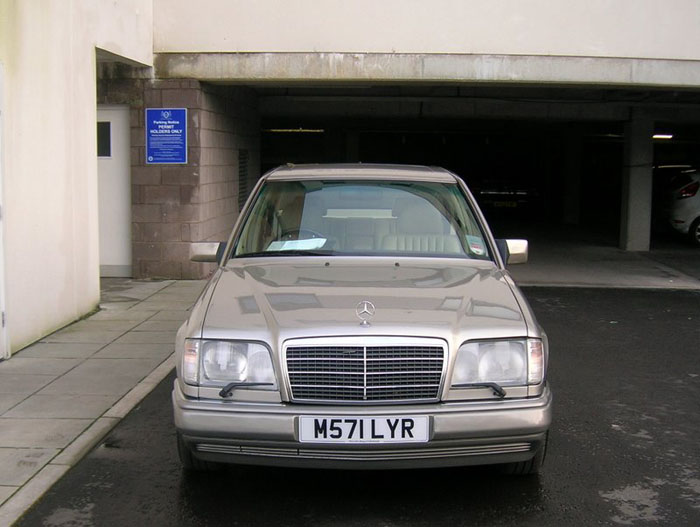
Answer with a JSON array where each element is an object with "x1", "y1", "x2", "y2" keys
[{"x1": 97, "y1": 122, "x2": 111, "y2": 157}]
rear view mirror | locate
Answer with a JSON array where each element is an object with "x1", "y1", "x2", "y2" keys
[
  {"x1": 496, "y1": 239, "x2": 528, "y2": 265},
  {"x1": 190, "y1": 242, "x2": 226, "y2": 263}
]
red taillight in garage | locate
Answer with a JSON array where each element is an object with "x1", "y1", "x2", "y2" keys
[{"x1": 678, "y1": 181, "x2": 699, "y2": 199}]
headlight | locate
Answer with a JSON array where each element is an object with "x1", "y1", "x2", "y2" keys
[
  {"x1": 451, "y1": 339, "x2": 544, "y2": 387},
  {"x1": 183, "y1": 339, "x2": 277, "y2": 390}
]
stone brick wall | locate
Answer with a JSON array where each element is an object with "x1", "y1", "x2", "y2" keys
[
  {"x1": 97, "y1": 69, "x2": 260, "y2": 279},
  {"x1": 199, "y1": 85, "x2": 261, "y2": 244}
]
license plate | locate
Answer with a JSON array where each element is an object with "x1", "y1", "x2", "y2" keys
[{"x1": 299, "y1": 416, "x2": 429, "y2": 443}]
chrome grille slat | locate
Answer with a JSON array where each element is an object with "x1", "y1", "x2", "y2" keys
[
  {"x1": 286, "y1": 342, "x2": 445, "y2": 403},
  {"x1": 196, "y1": 442, "x2": 533, "y2": 460}
]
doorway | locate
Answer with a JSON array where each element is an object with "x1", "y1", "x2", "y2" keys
[{"x1": 97, "y1": 105, "x2": 132, "y2": 277}]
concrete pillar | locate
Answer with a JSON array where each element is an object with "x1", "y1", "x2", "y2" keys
[
  {"x1": 563, "y1": 134, "x2": 582, "y2": 225},
  {"x1": 619, "y1": 111, "x2": 654, "y2": 251}
]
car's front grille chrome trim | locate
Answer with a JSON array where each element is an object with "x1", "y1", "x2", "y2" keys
[
  {"x1": 283, "y1": 337, "x2": 447, "y2": 404},
  {"x1": 195, "y1": 442, "x2": 532, "y2": 460}
]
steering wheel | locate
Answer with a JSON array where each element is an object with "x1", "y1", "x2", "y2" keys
[{"x1": 280, "y1": 228, "x2": 325, "y2": 241}]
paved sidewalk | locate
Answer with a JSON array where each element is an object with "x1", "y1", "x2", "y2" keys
[{"x1": 0, "y1": 279, "x2": 206, "y2": 526}]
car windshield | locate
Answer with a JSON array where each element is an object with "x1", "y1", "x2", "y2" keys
[{"x1": 232, "y1": 179, "x2": 492, "y2": 260}]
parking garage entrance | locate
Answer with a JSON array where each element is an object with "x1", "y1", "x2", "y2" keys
[
  {"x1": 98, "y1": 69, "x2": 700, "y2": 280},
  {"x1": 261, "y1": 120, "x2": 622, "y2": 242},
  {"x1": 255, "y1": 86, "x2": 700, "y2": 249}
]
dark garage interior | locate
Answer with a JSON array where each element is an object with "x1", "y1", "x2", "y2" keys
[{"x1": 253, "y1": 85, "x2": 700, "y2": 247}]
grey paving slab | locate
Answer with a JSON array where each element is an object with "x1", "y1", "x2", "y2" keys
[
  {"x1": 132, "y1": 320, "x2": 184, "y2": 332},
  {"x1": 172, "y1": 281, "x2": 207, "y2": 286},
  {"x1": 0, "y1": 394, "x2": 25, "y2": 415},
  {"x1": 99, "y1": 279, "x2": 173, "y2": 302},
  {"x1": 92, "y1": 343, "x2": 173, "y2": 360},
  {"x1": 112, "y1": 331, "x2": 177, "y2": 344},
  {"x1": 0, "y1": 486, "x2": 16, "y2": 507},
  {"x1": 0, "y1": 418, "x2": 91, "y2": 448},
  {"x1": 67, "y1": 319, "x2": 142, "y2": 332},
  {"x1": 87, "y1": 310, "x2": 156, "y2": 322},
  {"x1": 0, "y1": 358, "x2": 81, "y2": 376},
  {"x1": 0, "y1": 374, "x2": 55, "y2": 395},
  {"x1": 15, "y1": 343, "x2": 104, "y2": 359},
  {"x1": 41, "y1": 328, "x2": 125, "y2": 344},
  {"x1": 97, "y1": 301, "x2": 139, "y2": 311},
  {"x1": 37, "y1": 358, "x2": 160, "y2": 396},
  {"x1": 149, "y1": 310, "x2": 193, "y2": 321},
  {"x1": 103, "y1": 355, "x2": 174, "y2": 420},
  {"x1": 149, "y1": 290, "x2": 202, "y2": 300},
  {"x1": 4, "y1": 394, "x2": 119, "y2": 419},
  {"x1": 167, "y1": 280, "x2": 207, "y2": 288},
  {"x1": 0, "y1": 448, "x2": 58, "y2": 486},
  {"x1": 134, "y1": 301, "x2": 197, "y2": 311}
]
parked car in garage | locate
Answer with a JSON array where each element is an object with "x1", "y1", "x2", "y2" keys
[
  {"x1": 173, "y1": 164, "x2": 551, "y2": 474},
  {"x1": 658, "y1": 166, "x2": 700, "y2": 246}
]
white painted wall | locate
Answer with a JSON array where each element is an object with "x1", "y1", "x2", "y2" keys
[
  {"x1": 0, "y1": 61, "x2": 8, "y2": 359},
  {"x1": 154, "y1": 0, "x2": 700, "y2": 61},
  {"x1": 0, "y1": 1, "x2": 152, "y2": 353}
]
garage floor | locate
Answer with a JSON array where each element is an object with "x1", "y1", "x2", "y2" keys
[
  {"x1": 501, "y1": 223, "x2": 700, "y2": 289},
  {"x1": 510, "y1": 237, "x2": 700, "y2": 289}
]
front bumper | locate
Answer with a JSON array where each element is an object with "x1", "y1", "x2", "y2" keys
[{"x1": 172, "y1": 381, "x2": 552, "y2": 469}]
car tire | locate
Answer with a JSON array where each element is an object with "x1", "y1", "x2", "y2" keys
[
  {"x1": 500, "y1": 432, "x2": 548, "y2": 475},
  {"x1": 689, "y1": 218, "x2": 700, "y2": 247},
  {"x1": 177, "y1": 432, "x2": 222, "y2": 472}
]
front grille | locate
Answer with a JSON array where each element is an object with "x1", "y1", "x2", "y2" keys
[{"x1": 286, "y1": 342, "x2": 445, "y2": 403}]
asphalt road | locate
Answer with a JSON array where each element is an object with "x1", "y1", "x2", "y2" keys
[{"x1": 17, "y1": 288, "x2": 700, "y2": 527}]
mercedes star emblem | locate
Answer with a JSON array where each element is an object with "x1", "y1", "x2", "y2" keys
[{"x1": 355, "y1": 300, "x2": 376, "y2": 326}]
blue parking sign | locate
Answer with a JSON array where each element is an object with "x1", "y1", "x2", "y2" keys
[{"x1": 146, "y1": 108, "x2": 187, "y2": 164}]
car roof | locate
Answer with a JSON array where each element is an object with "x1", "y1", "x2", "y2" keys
[{"x1": 263, "y1": 163, "x2": 459, "y2": 183}]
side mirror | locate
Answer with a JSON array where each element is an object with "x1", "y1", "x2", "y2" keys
[
  {"x1": 496, "y1": 239, "x2": 528, "y2": 265},
  {"x1": 190, "y1": 242, "x2": 226, "y2": 263}
]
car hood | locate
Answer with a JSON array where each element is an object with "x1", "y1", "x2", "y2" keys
[{"x1": 200, "y1": 257, "x2": 528, "y2": 345}]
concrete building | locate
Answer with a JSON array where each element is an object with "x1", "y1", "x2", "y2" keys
[{"x1": 2, "y1": 0, "x2": 700, "y2": 356}]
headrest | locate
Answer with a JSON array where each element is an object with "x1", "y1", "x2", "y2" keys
[{"x1": 393, "y1": 197, "x2": 447, "y2": 234}]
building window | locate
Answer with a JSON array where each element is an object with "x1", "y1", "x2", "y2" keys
[
  {"x1": 97, "y1": 121, "x2": 111, "y2": 157},
  {"x1": 238, "y1": 149, "x2": 249, "y2": 209}
]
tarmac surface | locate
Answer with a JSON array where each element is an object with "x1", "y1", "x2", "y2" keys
[
  {"x1": 13, "y1": 287, "x2": 700, "y2": 527},
  {"x1": 0, "y1": 229, "x2": 698, "y2": 526}
]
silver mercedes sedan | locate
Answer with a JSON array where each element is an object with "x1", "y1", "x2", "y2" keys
[{"x1": 172, "y1": 164, "x2": 551, "y2": 474}]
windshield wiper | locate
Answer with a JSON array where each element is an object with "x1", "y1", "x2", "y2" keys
[
  {"x1": 451, "y1": 382, "x2": 507, "y2": 398},
  {"x1": 219, "y1": 382, "x2": 275, "y2": 398},
  {"x1": 233, "y1": 250, "x2": 333, "y2": 258}
]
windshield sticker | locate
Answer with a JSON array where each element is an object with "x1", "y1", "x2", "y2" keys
[
  {"x1": 466, "y1": 235, "x2": 486, "y2": 256},
  {"x1": 266, "y1": 239, "x2": 327, "y2": 251}
]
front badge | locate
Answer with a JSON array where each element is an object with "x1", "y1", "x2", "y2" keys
[{"x1": 355, "y1": 300, "x2": 376, "y2": 327}]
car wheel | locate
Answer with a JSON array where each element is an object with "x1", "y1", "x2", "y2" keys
[
  {"x1": 689, "y1": 218, "x2": 700, "y2": 247},
  {"x1": 500, "y1": 432, "x2": 548, "y2": 475},
  {"x1": 177, "y1": 432, "x2": 222, "y2": 472}
]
